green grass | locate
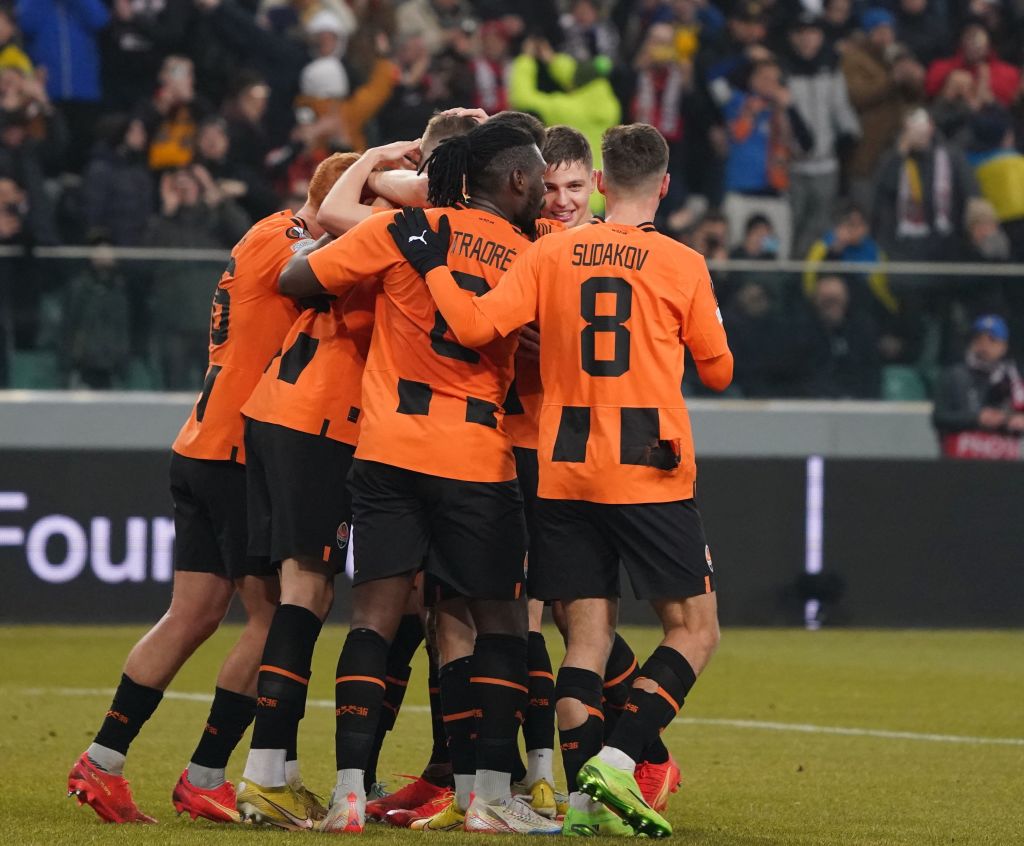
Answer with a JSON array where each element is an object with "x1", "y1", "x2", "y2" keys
[{"x1": 2, "y1": 626, "x2": 1022, "y2": 845}]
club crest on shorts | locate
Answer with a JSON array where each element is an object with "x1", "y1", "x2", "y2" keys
[
  {"x1": 705, "y1": 544, "x2": 714, "y2": 572},
  {"x1": 336, "y1": 521, "x2": 350, "y2": 550}
]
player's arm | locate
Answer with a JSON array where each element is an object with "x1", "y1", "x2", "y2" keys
[
  {"x1": 684, "y1": 261, "x2": 733, "y2": 392},
  {"x1": 280, "y1": 214, "x2": 392, "y2": 299},
  {"x1": 317, "y1": 139, "x2": 421, "y2": 235},
  {"x1": 366, "y1": 169, "x2": 428, "y2": 209},
  {"x1": 388, "y1": 207, "x2": 539, "y2": 346}
]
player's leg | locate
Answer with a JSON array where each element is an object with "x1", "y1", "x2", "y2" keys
[
  {"x1": 520, "y1": 598, "x2": 557, "y2": 813},
  {"x1": 365, "y1": 590, "x2": 424, "y2": 795},
  {"x1": 323, "y1": 458, "x2": 430, "y2": 832},
  {"x1": 603, "y1": 632, "x2": 680, "y2": 812},
  {"x1": 68, "y1": 454, "x2": 237, "y2": 824},
  {"x1": 531, "y1": 497, "x2": 630, "y2": 835},
  {"x1": 428, "y1": 473, "x2": 559, "y2": 834},
  {"x1": 237, "y1": 421, "x2": 345, "y2": 829},
  {"x1": 578, "y1": 500, "x2": 718, "y2": 837},
  {"x1": 174, "y1": 573, "x2": 279, "y2": 823}
]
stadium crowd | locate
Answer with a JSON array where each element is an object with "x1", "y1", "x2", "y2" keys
[{"x1": 0, "y1": 0, "x2": 1022, "y2": 398}]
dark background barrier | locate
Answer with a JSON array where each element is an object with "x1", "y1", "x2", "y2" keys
[{"x1": 0, "y1": 451, "x2": 1020, "y2": 626}]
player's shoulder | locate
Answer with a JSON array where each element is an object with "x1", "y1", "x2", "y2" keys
[{"x1": 238, "y1": 209, "x2": 313, "y2": 253}]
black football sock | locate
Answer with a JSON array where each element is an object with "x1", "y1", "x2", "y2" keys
[
  {"x1": 285, "y1": 727, "x2": 302, "y2": 786},
  {"x1": 525, "y1": 632, "x2": 556, "y2": 752},
  {"x1": 605, "y1": 646, "x2": 697, "y2": 764},
  {"x1": 335, "y1": 628, "x2": 389, "y2": 773},
  {"x1": 250, "y1": 604, "x2": 322, "y2": 755},
  {"x1": 188, "y1": 686, "x2": 256, "y2": 787},
  {"x1": 555, "y1": 666, "x2": 605, "y2": 792},
  {"x1": 602, "y1": 633, "x2": 639, "y2": 740},
  {"x1": 363, "y1": 615, "x2": 422, "y2": 790},
  {"x1": 471, "y1": 633, "x2": 528, "y2": 801},
  {"x1": 422, "y1": 646, "x2": 453, "y2": 786},
  {"x1": 440, "y1": 656, "x2": 476, "y2": 809},
  {"x1": 90, "y1": 673, "x2": 163, "y2": 772}
]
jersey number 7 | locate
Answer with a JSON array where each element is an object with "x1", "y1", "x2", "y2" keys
[{"x1": 430, "y1": 271, "x2": 490, "y2": 363}]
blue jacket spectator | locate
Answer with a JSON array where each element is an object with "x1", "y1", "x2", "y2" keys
[{"x1": 16, "y1": 0, "x2": 109, "y2": 102}]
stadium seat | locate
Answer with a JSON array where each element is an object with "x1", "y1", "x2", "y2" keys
[
  {"x1": 9, "y1": 350, "x2": 61, "y2": 389},
  {"x1": 881, "y1": 365, "x2": 928, "y2": 401}
]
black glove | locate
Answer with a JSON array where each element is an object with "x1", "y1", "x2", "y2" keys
[{"x1": 387, "y1": 206, "x2": 451, "y2": 277}]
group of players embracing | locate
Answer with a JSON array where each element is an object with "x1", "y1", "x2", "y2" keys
[{"x1": 67, "y1": 106, "x2": 733, "y2": 838}]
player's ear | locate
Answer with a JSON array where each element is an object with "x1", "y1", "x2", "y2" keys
[
  {"x1": 596, "y1": 170, "x2": 607, "y2": 196},
  {"x1": 510, "y1": 167, "x2": 525, "y2": 196},
  {"x1": 659, "y1": 173, "x2": 670, "y2": 200}
]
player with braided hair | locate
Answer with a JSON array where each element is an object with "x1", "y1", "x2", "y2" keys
[{"x1": 278, "y1": 121, "x2": 558, "y2": 834}]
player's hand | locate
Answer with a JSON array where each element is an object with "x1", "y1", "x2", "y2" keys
[
  {"x1": 518, "y1": 323, "x2": 540, "y2": 360},
  {"x1": 368, "y1": 138, "x2": 422, "y2": 170},
  {"x1": 439, "y1": 106, "x2": 489, "y2": 123},
  {"x1": 387, "y1": 206, "x2": 451, "y2": 277},
  {"x1": 978, "y1": 407, "x2": 1008, "y2": 429}
]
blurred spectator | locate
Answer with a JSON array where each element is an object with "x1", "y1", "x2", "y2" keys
[
  {"x1": 82, "y1": 114, "x2": 154, "y2": 247},
  {"x1": 137, "y1": 55, "x2": 212, "y2": 172},
  {"x1": 894, "y1": 0, "x2": 948, "y2": 67},
  {"x1": 100, "y1": 0, "x2": 193, "y2": 112},
  {"x1": 700, "y1": 0, "x2": 770, "y2": 112},
  {"x1": 965, "y1": 105, "x2": 1024, "y2": 259},
  {"x1": 932, "y1": 314, "x2": 1024, "y2": 459},
  {"x1": 822, "y1": 0, "x2": 856, "y2": 49},
  {"x1": 299, "y1": 11, "x2": 351, "y2": 109},
  {"x1": 804, "y1": 274, "x2": 882, "y2": 398},
  {"x1": 721, "y1": 57, "x2": 813, "y2": 257},
  {"x1": 783, "y1": 12, "x2": 860, "y2": 258},
  {"x1": 842, "y1": 12, "x2": 925, "y2": 212},
  {"x1": 0, "y1": 105, "x2": 59, "y2": 244},
  {"x1": 59, "y1": 234, "x2": 131, "y2": 389},
  {"x1": 16, "y1": 0, "x2": 109, "y2": 169},
  {"x1": 872, "y1": 108, "x2": 977, "y2": 263},
  {"x1": 560, "y1": 0, "x2": 619, "y2": 63},
  {"x1": 509, "y1": 38, "x2": 621, "y2": 211},
  {"x1": 804, "y1": 203, "x2": 924, "y2": 364},
  {"x1": 961, "y1": 195, "x2": 1010, "y2": 262},
  {"x1": 470, "y1": 21, "x2": 512, "y2": 115},
  {"x1": 731, "y1": 212, "x2": 780, "y2": 260},
  {"x1": 724, "y1": 280, "x2": 805, "y2": 397},
  {"x1": 221, "y1": 74, "x2": 273, "y2": 173},
  {"x1": 145, "y1": 166, "x2": 249, "y2": 388},
  {"x1": 193, "y1": 116, "x2": 278, "y2": 220},
  {"x1": 628, "y1": 23, "x2": 693, "y2": 219},
  {"x1": 925, "y1": 20, "x2": 1020, "y2": 108},
  {"x1": 395, "y1": 0, "x2": 477, "y2": 57},
  {"x1": 0, "y1": 64, "x2": 68, "y2": 173},
  {"x1": 0, "y1": 5, "x2": 31, "y2": 75}
]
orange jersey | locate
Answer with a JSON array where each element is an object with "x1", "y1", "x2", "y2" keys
[
  {"x1": 240, "y1": 280, "x2": 376, "y2": 447},
  {"x1": 172, "y1": 211, "x2": 310, "y2": 463},
  {"x1": 503, "y1": 217, "x2": 565, "y2": 450},
  {"x1": 475, "y1": 220, "x2": 730, "y2": 504},
  {"x1": 307, "y1": 206, "x2": 530, "y2": 482}
]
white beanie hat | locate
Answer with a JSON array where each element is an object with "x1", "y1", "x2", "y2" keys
[{"x1": 300, "y1": 56, "x2": 351, "y2": 99}]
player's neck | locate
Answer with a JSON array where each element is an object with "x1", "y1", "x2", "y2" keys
[
  {"x1": 467, "y1": 197, "x2": 512, "y2": 224},
  {"x1": 603, "y1": 196, "x2": 660, "y2": 230}
]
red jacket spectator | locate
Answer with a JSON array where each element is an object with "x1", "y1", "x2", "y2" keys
[{"x1": 924, "y1": 23, "x2": 1020, "y2": 108}]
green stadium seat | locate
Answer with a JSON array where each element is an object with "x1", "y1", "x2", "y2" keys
[
  {"x1": 9, "y1": 350, "x2": 61, "y2": 389},
  {"x1": 881, "y1": 365, "x2": 927, "y2": 401}
]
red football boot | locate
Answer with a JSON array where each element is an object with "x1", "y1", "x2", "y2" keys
[
  {"x1": 67, "y1": 752, "x2": 157, "y2": 824},
  {"x1": 634, "y1": 754, "x2": 682, "y2": 812},
  {"x1": 365, "y1": 775, "x2": 447, "y2": 821},
  {"x1": 172, "y1": 769, "x2": 240, "y2": 823},
  {"x1": 385, "y1": 788, "x2": 455, "y2": 828}
]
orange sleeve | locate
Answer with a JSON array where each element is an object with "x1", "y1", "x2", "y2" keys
[
  {"x1": 474, "y1": 241, "x2": 542, "y2": 337},
  {"x1": 682, "y1": 258, "x2": 730, "y2": 361},
  {"x1": 307, "y1": 211, "x2": 397, "y2": 295}
]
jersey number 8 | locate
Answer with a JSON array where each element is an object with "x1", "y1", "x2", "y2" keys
[{"x1": 581, "y1": 276, "x2": 632, "y2": 377}]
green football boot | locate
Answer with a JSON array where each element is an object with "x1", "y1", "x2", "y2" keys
[
  {"x1": 577, "y1": 758, "x2": 672, "y2": 838},
  {"x1": 562, "y1": 803, "x2": 636, "y2": 837}
]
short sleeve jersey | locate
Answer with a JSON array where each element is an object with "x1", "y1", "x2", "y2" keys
[
  {"x1": 307, "y1": 206, "x2": 529, "y2": 482},
  {"x1": 476, "y1": 220, "x2": 730, "y2": 504},
  {"x1": 240, "y1": 280, "x2": 376, "y2": 447},
  {"x1": 172, "y1": 211, "x2": 308, "y2": 463}
]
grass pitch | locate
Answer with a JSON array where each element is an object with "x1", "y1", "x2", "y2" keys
[{"x1": 2, "y1": 625, "x2": 1022, "y2": 846}]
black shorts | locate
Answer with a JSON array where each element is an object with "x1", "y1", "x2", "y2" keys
[
  {"x1": 514, "y1": 446, "x2": 539, "y2": 555},
  {"x1": 530, "y1": 498, "x2": 716, "y2": 601},
  {"x1": 170, "y1": 451, "x2": 274, "y2": 579},
  {"x1": 245, "y1": 419, "x2": 355, "y2": 573},
  {"x1": 348, "y1": 458, "x2": 527, "y2": 600}
]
